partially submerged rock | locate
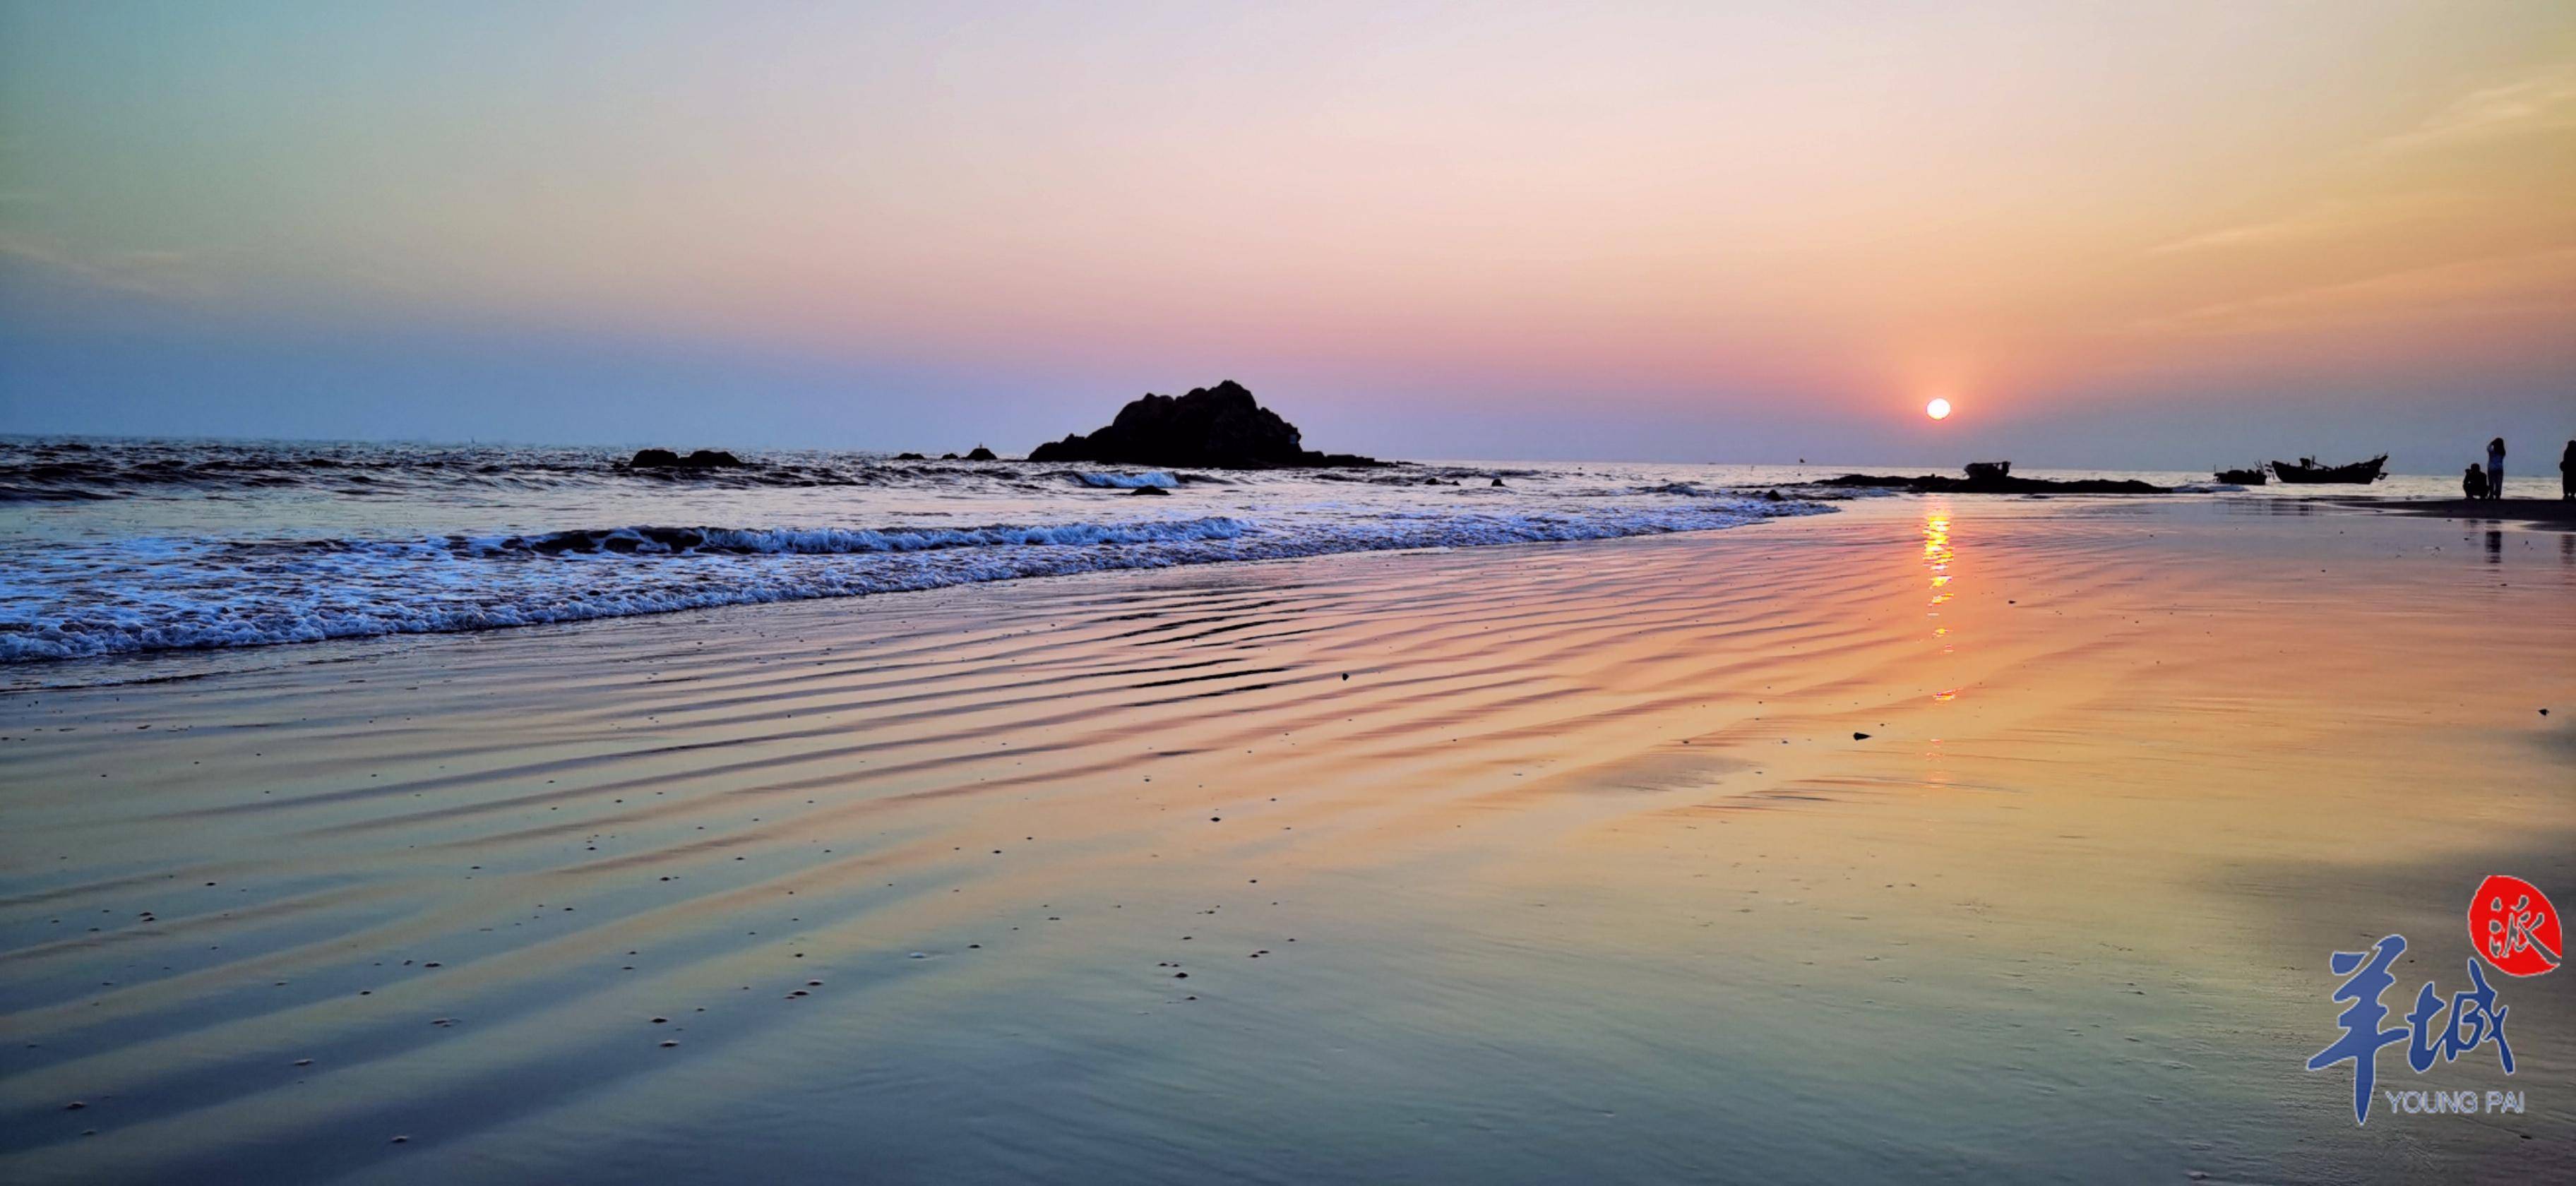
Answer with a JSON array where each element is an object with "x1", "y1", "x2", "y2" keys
[
  {"x1": 1027, "y1": 381, "x2": 1384, "y2": 469},
  {"x1": 963, "y1": 446, "x2": 998, "y2": 462},
  {"x1": 628, "y1": 448, "x2": 745, "y2": 470}
]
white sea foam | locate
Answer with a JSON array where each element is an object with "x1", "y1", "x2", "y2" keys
[
  {"x1": 1, "y1": 502, "x2": 1827, "y2": 661},
  {"x1": 1073, "y1": 471, "x2": 1181, "y2": 489},
  {"x1": 13, "y1": 439, "x2": 2341, "y2": 668}
]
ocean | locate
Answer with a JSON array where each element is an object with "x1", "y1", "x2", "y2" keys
[{"x1": 0, "y1": 436, "x2": 2466, "y2": 671}]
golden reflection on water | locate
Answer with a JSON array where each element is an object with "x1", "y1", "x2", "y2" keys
[
  {"x1": 1921, "y1": 503, "x2": 1958, "y2": 769},
  {"x1": 1922, "y1": 503, "x2": 1955, "y2": 658}
]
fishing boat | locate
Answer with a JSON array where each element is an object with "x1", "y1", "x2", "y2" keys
[
  {"x1": 2214, "y1": 465, "x2": 2267, "y2": 485},
  {"x1": 2268, "y1": 455, "x2": 2387, "y2": 484}
]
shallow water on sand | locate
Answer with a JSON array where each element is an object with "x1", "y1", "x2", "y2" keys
[{"x1": 1, "y1": 498, "x2": 2570, "y2": 1183}]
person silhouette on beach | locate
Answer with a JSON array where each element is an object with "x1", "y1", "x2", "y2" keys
[
  {"x1": 2560, "y1": 439, "x2": 2573, "y2": 501},
  {"x1": 2463, "y1": 463, "x2": 2488, "y2": 501},
  {"x1": 2486, "y1": 437, "x2": 2505, "y2": 500}
]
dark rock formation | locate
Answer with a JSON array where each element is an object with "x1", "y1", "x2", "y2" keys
[
  {"x1": 940, "y1": 453, "x2": 959, "y2": 460},
  {"x1": 963, "y1": 446, "x2": 998, "y2": 462},
  {"x1": 628, "y1": 448, "x2": 744, "y2": 470},
  {"x1": 893, "y1": 452, "x2": 927, "y2": 461},
  {"x1": 1129, "y1": 485, "x2": 1170, "y2": 496},
  {"x1": 1805, "y1": 467, "x2": 2171, "y2": 495},
  {"x1": 1027, "y1": 381, "x2": 1383, "y2": 469}
]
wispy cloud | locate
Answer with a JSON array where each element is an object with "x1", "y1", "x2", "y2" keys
[
  {"x1": 2146, "y1": 194, "x2": 2469, "y2": 256},
  {"x1": 0, "y1": 232, "x2": 221, "y2": 301},
  {"x1": 2133, "y1": 246, "x2": 2576, "y2": 337},
  {"x1": 2378, "y1": 61, "x2": 2576, "y2": 152}
]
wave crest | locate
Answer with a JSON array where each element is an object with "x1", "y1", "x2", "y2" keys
[
  {"x1": 1, "y1": 502, "x2": 1827, "y2": 662},
  {"x1": 1071, "y1": 471, "x2": 1181, "y2": 489}
]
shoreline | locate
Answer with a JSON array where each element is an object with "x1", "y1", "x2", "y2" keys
[
  {"x1": 2324, "y1": 495, "x2": 2576, "y2": 527},
  {"x1": 1, "y1": 486, "x2": 2561, "y2": 687}
]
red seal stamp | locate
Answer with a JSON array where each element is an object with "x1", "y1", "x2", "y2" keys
[{"x1": 2468, "y1": 875, "x2": 2560, "y2": 977}]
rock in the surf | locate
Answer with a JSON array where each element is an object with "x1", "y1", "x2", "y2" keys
[{"x1": 627, "y1": 448, "x2": 745, "y2": 470}]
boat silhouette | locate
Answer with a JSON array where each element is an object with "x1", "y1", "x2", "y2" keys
[{"x1": 2268, "y1": 455, "x2": 2387, "y2": 484}]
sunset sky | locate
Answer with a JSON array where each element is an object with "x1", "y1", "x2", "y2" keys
[{"x1": 4, "y1": 1, "x2": 2571, "y2": 467}]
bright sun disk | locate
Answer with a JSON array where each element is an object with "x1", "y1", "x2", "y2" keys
[{"x1": 1925, "y1": 398, "x2": 1952, "y2": 421}]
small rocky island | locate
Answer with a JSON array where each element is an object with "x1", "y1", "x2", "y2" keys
[{"x1": 1028, "y1": 381, "x2": 1383, "y2": 468}]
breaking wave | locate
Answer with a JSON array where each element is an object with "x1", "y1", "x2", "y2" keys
[
  {"x1": 1, "y1": 502, "x2": 1827, "y2": 661},
  {"x1": 1071, "y1": 471, "x2": 1181, "y2": 489}
]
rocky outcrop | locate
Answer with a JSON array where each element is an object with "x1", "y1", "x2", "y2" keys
[
  {"x1": 893, "y1": 452, "x2": 927, "y2": 461},
  {"x1": 963, "y1": 446, "x2": 998, "y2": 462},
  {"x1": 1806, "y1": 468, "x2": 2171, "y2": 494},
  {"x1": 1027, "y1": 381, "x2": 1383, "y2": 469},
  {"x1": 628, "y1": 448, "x2": 744, "y2": 470}
]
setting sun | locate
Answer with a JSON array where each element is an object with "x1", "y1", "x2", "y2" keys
[{"x1": 1926, "y1": 398, "x2": 1952, "y2": 421}]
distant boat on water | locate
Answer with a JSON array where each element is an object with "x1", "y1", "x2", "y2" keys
[
  {"x1": 2214, "y1": 465, "x2": 2267, "y2": 485},
  {"x1": 2269, "y1": 455, "x2": 2387, "y2": 484}
]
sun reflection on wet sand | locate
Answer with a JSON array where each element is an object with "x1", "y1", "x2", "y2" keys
[
  {"x1": 1920, "y1": 503, "x2": 1959, "y2": 769},
  {"x1": 1924, "y1": 507, "x2": 1957, "y2": 647}
]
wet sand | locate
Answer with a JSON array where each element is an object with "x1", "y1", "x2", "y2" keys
[
  {"x1": 4, "y1": 498, "x2": 2571, "y2": 1184},
  {"x1": 2329, "y1": 496, "x2": 2576, "y2": 527}
]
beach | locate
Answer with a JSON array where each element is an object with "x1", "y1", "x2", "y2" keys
[
  {"x1": 2330, "y1": 496, "x2": 2576, "y2": 527},
  {"x1": 9, "y1": 2, "x2": 2574, "y2": 1180},
  {"x1": 4, "y1": 494, "x2": 2570, "y2": 1183}
]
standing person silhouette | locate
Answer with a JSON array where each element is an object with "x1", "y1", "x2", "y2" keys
[
  {"x1": 2560, "y1": 439, "x2": 2573, "y2": 501},
  {"x1": 2486, "y1": 437, "x2": 2506, "y2": 500}
]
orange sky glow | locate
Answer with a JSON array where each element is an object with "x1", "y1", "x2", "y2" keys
[{"x1": 3, "y1": 2, "x2": 2570, "y2": 463}]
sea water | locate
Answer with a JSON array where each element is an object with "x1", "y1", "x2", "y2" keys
[{"x1": 0, "y1": 437, "x2": 2464, "y2": 666}]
